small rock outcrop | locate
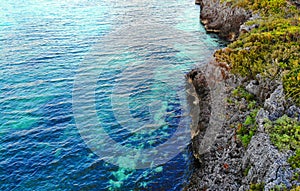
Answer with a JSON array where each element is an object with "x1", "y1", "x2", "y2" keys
[
  {"x1": 264, "y1": 85, "x2": 286, "y2": 121},
  {"x1": 187, "y1": 69, "x2": 211, "y2": 160},
  {"x1": 197, "y1": 0, "x2": 251, "y2": 40}
]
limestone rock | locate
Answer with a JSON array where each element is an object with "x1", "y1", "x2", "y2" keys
[
  {"x1": 197, "y1": 0, "x2": 251, "y2": 41},
  {"x1": 246, "y1": 80, "x2": 260, "y2": 97},
  {"x1": 264, "y1": 85, "x2": 286, "y2": 121},
  {"x1": 240, "y1": 132, "x2": 294, "y2": 191},
  {"x1": 286, "y1": 105, "x2": 300, "y2": 121}
]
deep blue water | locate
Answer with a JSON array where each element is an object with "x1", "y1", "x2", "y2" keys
[{"x1": 0, "y1": 0, "x2": 220, "y2": 190}]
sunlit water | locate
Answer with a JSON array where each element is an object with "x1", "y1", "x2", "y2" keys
[{"x1": 0, "y1": 0, "x2": 221, "y2": 190}]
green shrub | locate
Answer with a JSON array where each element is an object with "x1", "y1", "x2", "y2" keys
[
  {"x1": 288, "y1": 148, "x2": 300, "y2": 169},
  {"x1": 223, "y1": 0, "x2": 293, "y2": 16},
  {"x1": 232, "y1": 86, "x2": 255, "y2": 101},
  {"x1": 249, "y1": 183, "x2": 265, "y2": 191},
  {"x1": 265, "y1": 115, "x2": 300, "y2": 169},
  {"x1": 265, "y1": 115, "x2": 300, "y2": 151},
  {"x1": 290, "y1": 186, "x2": 300, "y2": 191},
  {"x1": 237, "y1": 109, "x2": 259, "y2": 147},
  {"x1": 248, "y1": 100, "x2": 257, "y2": 110},
  {"x1": 243, "y1": 165, "x2": 251, "y2": 176},
  {"x1": 215, "y1": 16, "x2": 300, "y2": 104},
  {"x1": 270, "y1": 184, "x2": 288, "y2": 191}
]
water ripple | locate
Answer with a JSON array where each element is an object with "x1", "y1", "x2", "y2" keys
[{"x1": 0, "y1": 0, "x2": 221, "y2": 190}]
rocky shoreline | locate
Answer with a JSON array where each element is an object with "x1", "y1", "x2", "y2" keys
[
  {"x1": 196, "y1": 0, "x2": 251, "y2": 41},
  {"x1": 186, "y1": 0, "x2": 300, "y2": 190}
]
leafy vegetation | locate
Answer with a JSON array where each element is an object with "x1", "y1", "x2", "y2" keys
[
  {"x1": 216, "y1": 1, "x2": 299, "y2": 188},
  {"x1": 292, "y1": 171, "x2": 299, "y2": 182},
  {"x1": 248, "y1": 100, "x2": 257, "y2": 110},
  {"x1": 270, "y1": 184, "x2": 288, "y2": 191},
  {"x1": 237, "y1": 109, "x2": 259, "y2": 147},
  {"x1": 288, "y1": 148, "x2": 300, "y2": 169},
  {"x1": 232, "y1": 86, "x2": 255, "y2": 101},
  {"x1": 222, "y1": 0, "x2": 297, "y2": 16},
  {"x1": 243, "y1": 165, "x2": 251, "y2": 176},
  {"x1": 265, "y1": 115, "x2": 300, "y2": 169},
  {"x1": 215, "y1": 0, "x2": 300, "y2": 104},
  {"x1": 229, "y1": 86, "x2": 259, "y2": 147},
  {"x1": 291, "y1": 186, "x2": 300, "y2": 191},
  {"x1": 265, "y1": 115, "x2": 300, "y2": 151},
  {"x1": 249, "y1": 183, "x2": 265, "y2": 191}
]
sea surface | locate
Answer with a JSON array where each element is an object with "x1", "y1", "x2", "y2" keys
[{"x1": 0, "y1": 0, "x2": 221, "y2": 190}]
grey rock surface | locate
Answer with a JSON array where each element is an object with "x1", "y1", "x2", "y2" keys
[
  {"x1": 188, "y1": 1, "x2": 299, "y2": 190},
  {"x1": 186, "y1": 68, "x2": 297, "y2": 190},
  {"x1": 197, "y1": 0, "x2": 251, "y2": 40},
  {"x1": 264, "y1": 85, "x2": 286, "y2": 121},
  {"x1": 286, "y1": 105, "x2": 300, "y2": 121},
  {"x1": 186, "y1": 64, "x2": 245, "y2": 191},
  {"x1": 240, "y1": 131, "x2": 294, "y2": 191},
  {"x1": 246, "y1": 80, "x2": 260, "y2": 97},
  {"x1": 239, "y1": 14, "x2": 260, "y2": 34}
]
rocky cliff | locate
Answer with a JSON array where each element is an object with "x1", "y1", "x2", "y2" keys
[{"x1": 186, "y1": 0, "x2": 300, "y2": 190}]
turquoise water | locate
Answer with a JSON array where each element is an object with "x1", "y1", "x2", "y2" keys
[{"x1": 0, "y1": 0, "x2": 220, "y2": 190}]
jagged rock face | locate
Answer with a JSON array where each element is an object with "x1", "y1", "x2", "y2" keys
[
  {"x1": 187, "y1": 1, "x2": 300, "y2": 190},
  {"x1": 187, "y1": 126, "x2": 245, "y2": 191},
  {"x1": 240, "y1": 131, "x2": 295, "y2": 191},
  {"x1": 186, "y1": 69, "x2": 211, "y2": 160},
  {"x1": 186, "y1": 64, "x2": 299, "y2": 190},
  {"x1": 264, "y1": 85, "x2": 286, "y2": 121},
  {"x1": 186, "y1": 63, "x2": 245, "y2": 190},
  {"x1": 286, "y1": 105, "x2": 300, "y2": 121},
  {"x1": 197, "y1": 0, "x2": 251, "y2": 41},
  {"x1": 239, "y1": 108, "x2": 298, "y2": 191},
  {"x1": 243, "y1": 74, "x2": 280, "y2": 103}
]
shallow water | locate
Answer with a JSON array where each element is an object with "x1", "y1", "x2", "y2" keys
[{"x1": 0, "y1": 0, "x2": 221, "y2": 190}]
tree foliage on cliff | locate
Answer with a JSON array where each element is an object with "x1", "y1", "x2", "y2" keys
[{"x1": 214, "y1": 1, "x2": 300, "y2": 104}]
